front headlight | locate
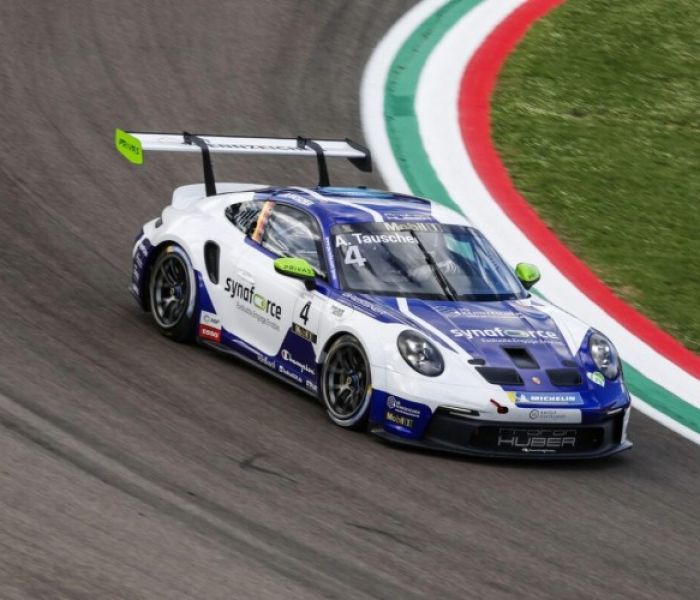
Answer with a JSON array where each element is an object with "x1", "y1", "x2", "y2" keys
[
  {"x1": 397, "y1": 330, "x2": 444, "y2": 377},
  {"x1": 589, "y1": 331, "x2": 620, "y2": 379}
]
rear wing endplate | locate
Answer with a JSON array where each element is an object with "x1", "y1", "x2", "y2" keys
[{"x1": 114, "y1": 129, "x2": 372, "y2": 195}]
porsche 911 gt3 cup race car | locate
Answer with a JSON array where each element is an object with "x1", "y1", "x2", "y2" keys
[{"x1": 116, "y1": 129, "x2": 632, "y2": 459}]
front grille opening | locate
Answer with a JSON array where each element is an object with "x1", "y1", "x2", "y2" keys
[
  {"x1": 547, "y1": 368, "x2": 583, "y2": 386},
  {"x1": 475, "y1": 367, "x2": 524, "y2": 386},
  {"x1": 470, "y1": 426, "x2": 604, "y2": 453},
  {"x1": 503, "y1": 347, "x2": 539, "y2": 369}
]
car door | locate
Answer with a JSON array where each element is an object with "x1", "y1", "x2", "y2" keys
[{"x1": 227, "y1": 202, "x2": 328, "y2": 380}]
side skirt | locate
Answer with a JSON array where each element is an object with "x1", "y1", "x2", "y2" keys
[{"x1": 198, "y1": 339, "x2": 319, "y2": 400}]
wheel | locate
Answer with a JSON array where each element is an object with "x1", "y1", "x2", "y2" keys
[
  {"x1": 321, "y1": 335, "x2": 372, "y2": 429},
  {"x1": 148, "y1": 244, "x2": 197, "y2": 342}
]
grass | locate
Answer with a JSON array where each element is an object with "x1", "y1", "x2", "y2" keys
[{"x1": 491, "y1": 0, "x2": 700, "y2": 353}]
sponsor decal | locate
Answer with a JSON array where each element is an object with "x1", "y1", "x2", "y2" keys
[
  {"x1": 433, "y1": 305, "x2": 521, "y2": 319},
  {"x1": 451, "y1": 327, "x2": 559, "y2": 344},
  {"x1": 292, "y1": 323, "x2": 317, "y2": 343},
  {"x1": 280, "y1": 349, "x2": 315, "y2": 375},
  {"x1": 224, "y1": 277, "x2": 282, "y2": 330},
  {"x1": 305, "y1": 379, "x2": 318, "y2": 393},
  {"x1": 383, "y1": 212, "x2": 429, "y2": 221},
  {"x1": 527, "y1": 408, "x2": 581, "y2": 423},
  {"x1": 340, "y1": 293, "x2": 397, "y2": 321},
  {"x1": 531, "y1": 376, "x2": 541, "y2": 385},
  {"x1": 587, "y1": 371, "x2": 606, "y2": 387},
  {"x1": 257, "y1": 355, "x2": 276, "y2": 370},
  {"x1": 132, "y1": 239, "x2": 152, "y2": 289},
  {"x1": 384, "y1": 396, "x2": 426, "y2": 431},
  {"x1": 508, "y1": 391, "x2": 584, "y2": 406},
  {"x1": 198, "y1": 324, "x2": 221, "y2": 343},
  {"x1": 198, "y1": 311, "x2": 221, "y2": 343},
  {"x1": 278, "y1": 192, "x2": 314, "y2": 206},
  {"x1": 324, "y1": 236, "x2": 338, "y2": 283},
  {"x1": 278, "y1": 364, "x2": 303, "y2": 383},
  {"x1": 203, "y1": 140, "x2": 307, "y2": 153},
  {"x1": 385, "y1": 411, "x2": 414, "y2": 429},
  {"x1": 386, "y1": 396, "x2": 422, "y2": 418},
  {"x1": 497, "y1": 428, "x2": 578, "y2": 450},
  {"x1": 383, "y1": 221, "x2": 441, "y2": 233},
  {"x1": 115, "y1": 129, "x2": 143, "y2": 165},
  {"x1": 334, "y1": 221, "x2": 441, "y2": 234},
  {"x1": 200, "y1": 311, "x2": 220, "y2": 327},
  {"x1": 330, "y1": 304, "x2": 345, "y2": 318}
]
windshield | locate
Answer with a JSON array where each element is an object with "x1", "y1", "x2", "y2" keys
[{"x1": 331, "y1": 222, "x2": 527, "y2": 301}]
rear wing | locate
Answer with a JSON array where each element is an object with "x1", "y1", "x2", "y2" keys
[{"x1": 114, "y1": 129, "x2": 372, "y2": 196}]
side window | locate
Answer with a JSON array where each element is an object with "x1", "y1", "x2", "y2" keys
[
  {"x1": 261, "y1": 204, "x2": 326, "y2": 278},
  {"x1": 225, "y1": 200, "x2": 266, "y2": 236}
]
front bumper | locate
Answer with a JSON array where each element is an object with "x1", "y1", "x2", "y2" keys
[{"x1": 370, "y1": 409, "x2": 632, "y2": 460}]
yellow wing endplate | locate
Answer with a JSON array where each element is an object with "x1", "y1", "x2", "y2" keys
[{"x1": 115, "y1": 128, "x2": 144, "y2": 165}]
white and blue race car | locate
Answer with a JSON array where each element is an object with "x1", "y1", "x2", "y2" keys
[{"x1": 117, "y1": 129, "x2": 632, "y2": 459}]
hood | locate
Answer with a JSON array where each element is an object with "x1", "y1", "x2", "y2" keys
[
  {"x1": 405, "y1": 298, "x2": 575, "y2": 366},
  {"x1": 366, "y1": 295, "x2": 587, "y2": 392}
]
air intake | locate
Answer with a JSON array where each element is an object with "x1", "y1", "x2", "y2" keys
[
  {"x1": 475, "y1": 367, "x2": 524, "y2": 386},
  {"x1": 547, "y1": 368, "x2": 582, "y2": 386},
  {"x1": 503, "y1": 347, "x2": 539, "y2": 369},
  {"x1": 204, "y1": 241, "x2": 220, "y2": 284}
]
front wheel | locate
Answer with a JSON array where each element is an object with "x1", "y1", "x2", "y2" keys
[
  {"x1": 321, "y1": 335, "x2": 372, "y2": 430},
  {"x1": 148, "y1": 244, "x2": 197, "y2": 342}
]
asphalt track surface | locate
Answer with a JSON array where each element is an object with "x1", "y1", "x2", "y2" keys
[{"x1": 1, "y1": 2, "x2": 699, "y2": 599}]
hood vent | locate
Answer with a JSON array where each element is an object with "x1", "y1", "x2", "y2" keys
[
  {"x1": 547, "y1": 368, "x2": 582, "y2": 386},
  {"x1": 475, "y1": 367, "x2": 524, "y2": 386},
  {"x1": 503, "y1": 347, "x2": 539, "y2": 369}
]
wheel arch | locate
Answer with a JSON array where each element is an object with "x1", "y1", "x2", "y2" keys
[{"x1": 138, "y1": 237, "x2": 199, "y2": 312}]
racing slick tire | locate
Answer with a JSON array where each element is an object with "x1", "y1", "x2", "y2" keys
[
  {"x1": 148, "y1": 244, "x2": 197, "y2": 343},
  {"x1": 321, "y1": 335, "x2": 372, "y2": 430}
]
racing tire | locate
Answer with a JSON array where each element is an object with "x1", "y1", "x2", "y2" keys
[
  {"x1": 321, "y1": 335, "x2": 372, "y2": 430},
  {"x1": 148, "y1": 244, "x2": 197, "y2": 343}
]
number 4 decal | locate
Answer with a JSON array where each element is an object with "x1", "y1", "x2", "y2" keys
[
  {"x1": 344, "y1": 245, "x2": 367, "y2": 267},
  {"x1": 299, "y1": 301, "x2": 311, "y2": 325}
]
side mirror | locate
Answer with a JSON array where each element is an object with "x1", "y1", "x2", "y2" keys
[
  {"x1": 274, "y1": 257, "x2": 317, "y2": 290},
  {"x1": 515, "y1": 262, "x2": 541, "y2": 290}
]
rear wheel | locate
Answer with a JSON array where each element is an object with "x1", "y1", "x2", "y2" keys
[
  {"x1": 321, "y1": 335, "x2": 372, "y2": 429},
  {"x1": 148, "y1": 245, "x2": 196, "y2": 342}
]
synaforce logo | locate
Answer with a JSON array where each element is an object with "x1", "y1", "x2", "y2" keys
[
  {"x1": 224, "y1": 277, "x2": 282, "y2": 320},
  {"x1": 451, "y1": 327, "x2": 559, "y2": 342}
]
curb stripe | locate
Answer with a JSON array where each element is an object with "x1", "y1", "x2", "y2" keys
[
  {"x1": 364, "y1": 0, "x2": 700, "y2": 441},
  {"x1": 458, "y1": 0, "x2": 700, "y2": 380},
  {"x1": 455, "y1": 0, "x2": 700, "y2": 434},
  {"x1": 384, "y1": 0, "x2": 480, "y2": 214}
]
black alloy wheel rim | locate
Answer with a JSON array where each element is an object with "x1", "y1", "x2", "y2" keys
[
  {"x1": 153, "y1": 254, "x2": 189, "y2": 328},
  {"x1": 325, "y1": 343, "x2": 368, "y2": 419}
]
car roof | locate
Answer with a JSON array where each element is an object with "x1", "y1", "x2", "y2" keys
[{"x1": 259, "y1": 186, "x2": 437, "y2": 225}]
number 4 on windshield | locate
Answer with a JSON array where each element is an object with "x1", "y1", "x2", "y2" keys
[{"x1": 344, "y1": 245, "x2": 366, "y2": 267}]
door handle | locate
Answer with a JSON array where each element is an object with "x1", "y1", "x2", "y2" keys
[{"x1": 237, "y1": 269, "x2": 255, "y2": 284}]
